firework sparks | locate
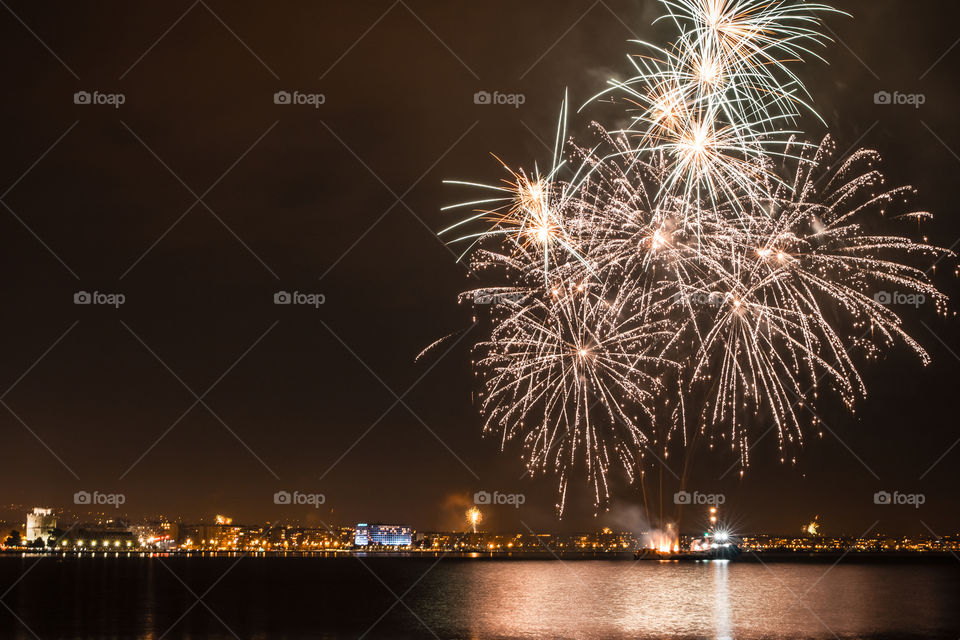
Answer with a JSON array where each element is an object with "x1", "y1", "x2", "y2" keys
[
  {"x1": 439, "y1": 0, "x2": 951, "y2": 514},
  {"x1": 467, "y1": 506, "x2": 482, "y2": 533}
]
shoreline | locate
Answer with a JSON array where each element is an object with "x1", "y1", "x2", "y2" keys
[{"x1": 1, "y1": 549, "x2": 958, "y2": 563}]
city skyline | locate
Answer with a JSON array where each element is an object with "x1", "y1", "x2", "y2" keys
[
  {"x1": 1, "y1": 3, "x2": 960, "y2": 638},
  {"x1": 0, "y1": 0, "x2": 958, "y2": 538},
  {"x1": 4, "y1": 504, "x2": 958, "y2": 553}
]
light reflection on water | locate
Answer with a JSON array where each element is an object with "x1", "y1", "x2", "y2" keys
[
  {"x1": 410, "y1": 560, "x2": 960, "y2": 639},
  {"x1": 1, "y1": 556, "x2": 958, "y2": 638},
  {"x1": 713, "y1": 560, "x2": 731, "y2": 640}
]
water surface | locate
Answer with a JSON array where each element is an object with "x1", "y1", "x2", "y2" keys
[{"x1": 1, "y1": 556, "x2": 957, "y2": 639}]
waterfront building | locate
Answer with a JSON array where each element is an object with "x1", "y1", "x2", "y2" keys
[
  {"x1": 25, "y1": 508, "x2": 56, "y2": 544},
  {"x1": 355, "y1": 523, "x2": 413, "y2": 546}
]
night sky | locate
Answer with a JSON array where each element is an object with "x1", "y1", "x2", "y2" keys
[{"x1": 1, "y1": 0, "x2": 958, "y2": 537}]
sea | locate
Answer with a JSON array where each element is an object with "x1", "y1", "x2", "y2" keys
[{"x1": 1, "y1": 555, "x2": 959, "y2": 639}]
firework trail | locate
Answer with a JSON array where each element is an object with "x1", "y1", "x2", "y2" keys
[{"x1": 440, "y1": 0, "x2": 951, "y2": 513}]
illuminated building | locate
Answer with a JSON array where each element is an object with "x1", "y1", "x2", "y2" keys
[
  {"x1": 66, "y1": 523, "x2": 137, "y2": 550},
  {"x1": 133, "y1": 520, "x2": 179, "y2": 550},
  {"x1": 25, "y1": 508, "x2": 56, "y2": 544},
  {"x1": 355, "y1": 523, "x2": 412, "y2": 547}
]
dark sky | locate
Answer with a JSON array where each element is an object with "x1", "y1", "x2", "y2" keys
[{"x1": 0, "y1": 0, "x2": 958, "y2": 537}]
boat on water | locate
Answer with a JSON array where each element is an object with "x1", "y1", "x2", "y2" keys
[
  {"x1": 634, "y1": 505, "x2": 740, "y2": 560},
  {"x1": 634, "y1": 542, "x2": 740, "y2": 561}
]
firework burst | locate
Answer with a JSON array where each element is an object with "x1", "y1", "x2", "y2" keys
[{"x1": 439, "y1": 0, "x2": 951, "y2": 513}]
